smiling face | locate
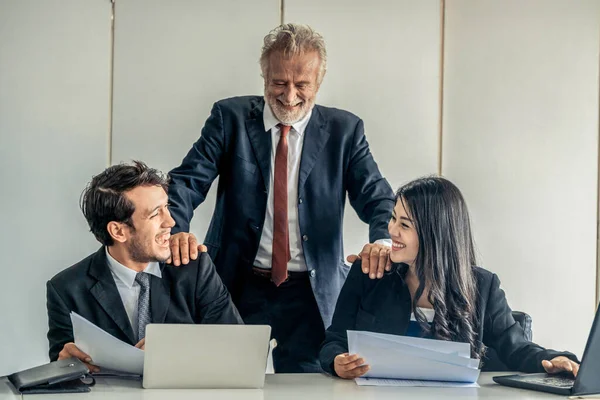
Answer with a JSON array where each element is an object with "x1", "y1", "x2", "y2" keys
[
  {"x1": 388, "y1": 197, "x2": 419, "y2": 266},
  {"x1": 264, "y1": 50, "x2": 321, "y2": 124},
  {"x1": 121, "y1": 185, "x2": 174, "y2": 264}
]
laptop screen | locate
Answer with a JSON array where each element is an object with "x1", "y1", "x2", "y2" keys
[{"x1": 572, "y1": 304, "x2": 600, "y2": 396}]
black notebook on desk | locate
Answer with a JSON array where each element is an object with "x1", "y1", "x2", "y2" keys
[{"x1": 7, "y1": 357, "x2": 93, "y2": 394}]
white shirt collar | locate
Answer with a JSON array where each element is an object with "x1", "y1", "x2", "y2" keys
[
  {"x1": 105, "y1": 247, "x2": 162, "y2": 289},
  {"x1": 263, "y1": 97, "x2": 313, "y2": 136}
]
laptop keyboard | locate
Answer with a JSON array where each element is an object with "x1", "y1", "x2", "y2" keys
[{"x1": 520, "y1": 376, "x2": 574, "y2": 388}]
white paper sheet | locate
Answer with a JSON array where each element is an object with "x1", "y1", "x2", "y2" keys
[
  {"x1": 351, "y1": 330, "x2": 471, "y2": 357},
  {"x1": 71, "y1": 312, "x2": 144, "y2": 375},
  {"x1": 348, "y1": 330, "x2": 480, "y2": 383},
  {"x1": 348, "y1": 331, "x2": 479, "y2": 369},
  {"x1": 356, "y1": 377, "x2": 479, "y2": 387}
]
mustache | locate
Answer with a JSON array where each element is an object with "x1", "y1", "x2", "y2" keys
[{"x1": 276, "y1": 96, "x2": 303, "y2": 107}]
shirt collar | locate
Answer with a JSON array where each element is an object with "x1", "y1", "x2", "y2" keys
[
  {"x1": 105, "y1": 247, "x2": 162, "y2": 289},
  {"x1": 263, "y1": 97, "x2": 313, "y2": 136}
]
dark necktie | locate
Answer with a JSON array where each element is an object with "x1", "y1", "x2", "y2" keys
[
  {"x1": 271, "y1": 124, "x2": 291, "y2": 286},
  {"x1": 135, "y1": 272, "x2": 151, "y2": 342}
]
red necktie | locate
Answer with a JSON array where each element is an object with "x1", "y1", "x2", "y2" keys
[{"x1": 271, "y1": 124, "x2": 291, "y2": 286}]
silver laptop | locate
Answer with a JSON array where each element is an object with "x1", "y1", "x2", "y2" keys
[{"x1": 142, "y1": 324, "x2": 271, "y2": 389}]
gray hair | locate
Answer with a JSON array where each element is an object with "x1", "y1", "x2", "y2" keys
[{"x1": 260, "y1": 23, "x2": 327, "y2": 85}]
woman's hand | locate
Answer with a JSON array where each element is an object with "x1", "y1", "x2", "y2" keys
[
  {"x1": 334, "y1": 353, "x2": 370, "y2": 379},
  {"x1": 542, "y1": 356, "x2": 579, "y2": 376}
]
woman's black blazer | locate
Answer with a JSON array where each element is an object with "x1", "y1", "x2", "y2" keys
[{"x1": 319, "y1": 261, "x2": 577, "y2": 376}]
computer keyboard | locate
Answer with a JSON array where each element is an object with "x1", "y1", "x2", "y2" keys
[{"x1": 521, "y1": 376, "x2": 574, "y2": 388}]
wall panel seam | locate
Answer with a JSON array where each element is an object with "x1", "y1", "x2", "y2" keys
[
  {"x1": 437, "y1": 0, "x2": 445, "y2": 176},
  {"x1": 596, "y1": 18, "x2": 600, "y2": 307},
  {"x1": 108, "y1": 0, "x2": 116, "y2": 167}
]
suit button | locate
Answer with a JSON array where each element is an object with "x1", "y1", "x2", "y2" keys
[
  {"x1": 299, "y1": 198, "x2": 303, "y2": 204},
  {"x1": 302, "y1": 235, "x2": 308, "y2": 241},
  {"x1": 310, "y1": 270, "x2": 316, "y2": 278}
]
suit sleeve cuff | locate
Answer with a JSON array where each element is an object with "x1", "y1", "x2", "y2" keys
[{"x1": 320, "y1": 343, "x2": 348, "y2": 376}]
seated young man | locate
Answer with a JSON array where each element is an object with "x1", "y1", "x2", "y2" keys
[{"x1": 47, "y1": 161, "x2": 242, "y2": 371}]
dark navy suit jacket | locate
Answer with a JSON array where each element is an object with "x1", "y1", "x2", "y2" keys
[
  {"x1": 167, "y1": 96, "x2": 395, "y2": 327},
  {"x1": 46, "y1": 248, "x2": 242, "y2": 361},
  {"x1": 320, "y1": 261, "x2": 578, "y2": 375}
]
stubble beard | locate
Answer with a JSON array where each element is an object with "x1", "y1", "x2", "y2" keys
[{"x1": 128, "y1": 235, "x2": 170, "y2": 264}]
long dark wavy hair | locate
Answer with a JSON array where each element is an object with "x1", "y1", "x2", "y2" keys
[{"x1": 396, "y1": 176, "x2": 483, "y2": 358}]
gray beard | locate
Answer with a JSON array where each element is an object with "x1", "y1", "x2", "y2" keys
[{"x1": 266, "y1": 96, "x2": 315, "y2": 125}]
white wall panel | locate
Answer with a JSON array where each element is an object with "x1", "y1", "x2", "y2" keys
[
  {"x1": 286, "y1": 0, "x2": 441, "y2": 256},
  {"x1": 443, "y1": 0, "x2": 600, "y2": 356},
  {"x1": 111, "y1": 0, "x2": 279, "y2": 240},
  {"x1": 0, "y1": 0, "x2": 111, "y2": 375}
]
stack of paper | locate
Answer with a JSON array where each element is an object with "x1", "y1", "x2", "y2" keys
[
  {"x1": 71, "y1": 312, "x2": 144, "y2": 375},
  {"x1": 347, "y1": 330, "x2": 481, "y2": 386}
]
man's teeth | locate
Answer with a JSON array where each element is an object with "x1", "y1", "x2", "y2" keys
[{"x1": 157, "y1": 233, "x2": 170, "y2": 245}]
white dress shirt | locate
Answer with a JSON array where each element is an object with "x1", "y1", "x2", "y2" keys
[
  {"x1": 105, "y1": 248, "x2": 162, "y2": 334},
  {"x1": 253, "y1": 102, "x2": 312, "y2": 272},
  {"x1": 253, "y1": 102, "x2": 391, "y2": 272},
  {"x1": 410, "y1": 307, "x2": 435, "y2": 322}
]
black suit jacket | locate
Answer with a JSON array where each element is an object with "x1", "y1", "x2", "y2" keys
[
  {"x1": 167, "y1": 96, "x2": 395, "y2": 327},
  {"x1": 320, "y1": 261, "x2": 578, "y2": 375},
  {"x1": 47, "y1": 247, "x2": 242, "y2": 361}
]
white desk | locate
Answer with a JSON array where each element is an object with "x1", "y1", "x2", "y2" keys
[{"x1": 0, "y1": 373, "x2": 570, "y2": 399}]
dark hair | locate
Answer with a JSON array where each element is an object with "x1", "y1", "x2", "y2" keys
[
  {"x1": 396, "y1": 176, "x2": 483, "y2": 358},
  {"x1": 80, "y1": 161, "x2": 169, "y2": 246}
]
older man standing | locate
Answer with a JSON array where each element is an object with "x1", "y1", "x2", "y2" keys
[{"x1": 167, "y1": 24, "x2": 394, "y2": 373}]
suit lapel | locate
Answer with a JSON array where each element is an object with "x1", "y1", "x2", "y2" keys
[
  {"x1": 390, "y1": 267, "x2": 412, "y2": 335},
  {"x1": 150, "y1": 268, "x2": 170, "y2": 324},
  {"x1": 88, "y1": 248, "x2": 136, "y2": 344},
  {"x1": 245, "y1": 99, "x2": 272, "y2": 192},
  {"x1": 298, "y1": 107, "x2": 330, "y2": 196}
]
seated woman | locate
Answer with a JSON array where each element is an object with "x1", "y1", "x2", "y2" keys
[{"x1": 320, "y1": 177, "x2": 579, "y2": 379}]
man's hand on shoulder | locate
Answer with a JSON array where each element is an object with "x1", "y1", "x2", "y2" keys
[
  {"x1": 168, "y1": 232, "x2": 208, "y2": 266},
  {"x1": 346, "y1": 243, "x2": 391, "y2": 279},
  {"x1": 58, "y1": 343, "x2": 100, "y2": 373}
]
